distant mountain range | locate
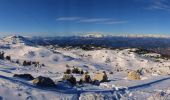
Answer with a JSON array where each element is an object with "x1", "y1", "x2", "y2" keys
[
  {"x1": 1, "y1": 34, "x2": 170, "y2": 48},
  {"x1": 80, "y1": 33, "x2": 170, "y2": 38}
]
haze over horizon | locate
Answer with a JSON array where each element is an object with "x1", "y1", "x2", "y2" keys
[{"x1": 0, "y1": 0, "x2": 170, "y2": 36}]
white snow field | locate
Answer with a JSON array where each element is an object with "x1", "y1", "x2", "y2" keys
[{"x1": 1, "y1": 36, "x2": 170, "y2": 100}]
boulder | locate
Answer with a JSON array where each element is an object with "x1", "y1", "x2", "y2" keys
[
  {"x1": 62, "y1": 74, "x2": 76, "y2": 85},
  {"x1": 137, "y1": 68, "x2": 146, "y2": 75},
  {"x1": 32, "y1": 76, "x2": 56, "y2": 87},
  {"x1": 93, "y1": 71, "x2": 108, "y2": 82},
  {"x1": 128, "y1": 71, "x2": 141, "y2": 80},
  {"x1": 13, "y1": 74, "x2": 34, "y2": 80}
]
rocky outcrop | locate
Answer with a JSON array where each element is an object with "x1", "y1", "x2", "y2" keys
[
  {"x1": 128, "y1": 71, "x2": 141, "y2": 80},
  {"x1": 32, "y1": 76, "x2": 56, "y2": 87},
  {"x1": 93, "y1": 71, "x2": 108, "y2": 82}
]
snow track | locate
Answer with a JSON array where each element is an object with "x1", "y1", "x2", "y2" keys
[{"x1": 128, "y1": 76, "x2": 170, "y2": 90}]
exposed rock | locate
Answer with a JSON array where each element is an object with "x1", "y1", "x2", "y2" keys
[
  {"x1": 13, "y1": 74, "x2": 34, "y2": 80},
  {"x1": 32, "y1": 76, "x2": 56, "y2": 87},
  {"x1": 128, "y1": 71, "x2": 141, "y2": 80},
  {"x1": 93, "y1": 71, "x2": 108, "y2": 82},
  {"x1": 137, "y1": 68, "x2": 146, "y2": 75},
  {"x1": 109, "y1": 72, "x2": 113, "y2": 74}
]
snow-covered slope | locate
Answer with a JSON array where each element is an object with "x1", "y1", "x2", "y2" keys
[{"x1": 1, "y1": 36, "x2": 170, "y2": 99}]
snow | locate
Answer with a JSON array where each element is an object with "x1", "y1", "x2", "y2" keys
[
  {"x1": 79, "y1": 33, "x2": 170, "y2": 38},
  {"x1": 0, "y1": 36, "x2": 170, "y2": 99},
  {"x1": 81, "y1": 33, "x2": 104, "y2": 38}
]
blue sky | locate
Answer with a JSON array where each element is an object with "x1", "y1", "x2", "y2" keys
[{"x1": 0, "y1": 0, "x2": 170, "y2": 36}]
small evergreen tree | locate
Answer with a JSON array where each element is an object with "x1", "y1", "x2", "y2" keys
[
  {"x1": 23, "y1": 61, "x2": 27, "y2": 66},
  {"x1": 6, "y1": 56, "x2": 11, "y2": 61},
  {"x1": 16, "y1": 60, "x2": 19, "y2": 64},
  {"x1": 0, "y1": 51, "x2": 5, "y2": 60}
]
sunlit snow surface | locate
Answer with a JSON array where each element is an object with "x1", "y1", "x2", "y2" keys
[{"x1": 0, "y1": 36, "x2": 170, "y2": 99}]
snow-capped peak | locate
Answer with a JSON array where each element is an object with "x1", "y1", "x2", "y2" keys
[
  {"x1": 81, "y1": 33, "x2": 105, "y2": 38},
  {"x1": 0, "y1": 35, "x2": 33, "y2": 45},
  {"x1": 79, "y1": 33, "x2": 170, "y2": 38}
]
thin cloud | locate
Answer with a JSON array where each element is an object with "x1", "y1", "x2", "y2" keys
[
  {"x1": 56, "y1": 17, "x2": 81, "y2": 21},
  {"x1": 104, "y1": 20, "x2": 128, "y2": 24},
  {"x1": 79, "y1": 18, "x2": 110, "y2": 23},
  {"x1": 144, "y1": 0, "x2": 170, "y2": 11},
  {"x1": 56, "y1": 17, "x2": 127, "y2": 24}
]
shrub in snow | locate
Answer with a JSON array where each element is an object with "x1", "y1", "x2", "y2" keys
[
  {"x1": 23, "y1": 60, "x2": 32, "y2": 66},
  {"x1": 32, "y1": 76, "x2": 56, "y2": 87},
  {"x1": 13, "y1": 74, "x2": 34, "y2": 81},
  {"x1": 0, "y1": 51, "x2": 5, "y2": 60},
  {"x1": 105, "y1": 58, "x2": 111, "y2": 63},
  {"x1": 134, "y1": 48, "x2": 151, "y2": 54},
  {"x1": 72, "y1": 67, "x2": 79, "y2": 74},
  {"x1": 80, "y1": 69, "x2": 84, "y2": 74},
  {"x1": 22, "y1": 60, "x2": 41, "y2": 67},
  {"x1": 16, "y1": 59, "x2": 20, "y2": 64},
  {"x1": 65, "y1": 69, "x2": 71, "y2": 74},
  {"x1": 41, "y1": 63, "x2": 45, "y2": 66},
  {"x1": 62, "y1": 74, "x2": 77, "y2": 85},
  {"x1": 79, "y1": 79, "x2": 83, "y2": 84},
  {"x1": 127, "y1": 71, "x2": 141, "y2": 80},
  {"x1": 81, "y1": 73, "x2": 92, "y2": 83},
  {"x1": 72, "y1": 67, "x2": 84, "y2": 74},
  {"x1": 93, "y1": 71, "x2": 108, "y2": 82},
  {"x1": 6, "y1": 56, "x2": 11, "y2": 61},
  {"x1": 31, "y1": 61, "x2": 41, "y2": 67},
  {"x1": 66, "y1": 64, "x2": 70, "y2": 68}
]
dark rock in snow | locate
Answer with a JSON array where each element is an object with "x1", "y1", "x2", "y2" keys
[
  {"x1": 32, "y1": 76, "x2": 56, "y2": 87},
  {"x1": 13, "y1": 74, "x2": 34, "y2": 80}
]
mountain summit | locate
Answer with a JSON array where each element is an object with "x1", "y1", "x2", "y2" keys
[{"x1": 0, "y1": 35, "x2": 33, "y2": 45}]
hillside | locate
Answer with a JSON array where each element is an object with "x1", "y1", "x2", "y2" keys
[{"x1": 0, "y1": 36, "x2": 170, "y2": 99}]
